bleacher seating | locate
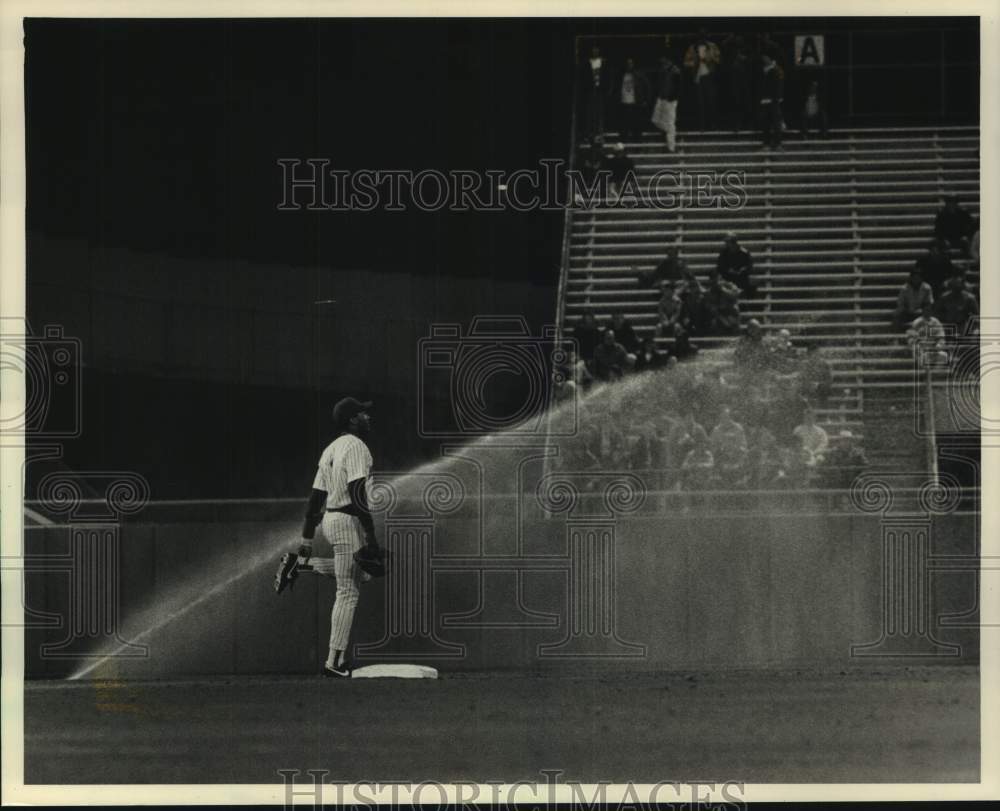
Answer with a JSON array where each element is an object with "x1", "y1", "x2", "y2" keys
[{"x1": 559, "y1": 126, "x2": 979, "y2": 473}]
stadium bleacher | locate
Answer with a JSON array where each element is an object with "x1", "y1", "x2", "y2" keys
[{"x1": 558, "y1": 125, "x2": 979, "y2": 477}]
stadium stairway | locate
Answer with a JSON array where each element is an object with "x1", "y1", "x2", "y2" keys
[{"x1": 558, "y1": 126, "x2": 979, "y2": 475}]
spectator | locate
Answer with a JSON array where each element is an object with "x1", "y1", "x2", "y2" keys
[
  {"x1": 799, "y1": 79, "x2": 828, "y2": 138},
  {"x1": 681, "y1": 436, "x2": 716, "y2": 496},
  {"x1": 703, "y1": 269, "x2": 742, "y2": 335},
  {"x1": 906, "y1": 303, "x2": 948, "y2": 367},
  {"x1": 592, "y1": 328, "x2": 630, "y2": 381},
  {"x1": 733, "y1": 318, "x2": 767, "y2": 372},
  {"x1": 656, "y1": 281, "x2": 684, "y2": 337},
  {"x1": 894, "y1": 269, "x2": 934, "y2": 330},
  {"x1": 651, "y1": 55, "x2": 681, "y2": 153},
  {"x1": 669, "y1": 324, "x2": 699, "y2": 361},
  {"x1": 915, "y1": 239, "x2": 955, "y2": 296},
  {"x1": 970, "y1": 217, "x2": 980, "y2": 266},
  {"x1": 798, "y1": 343, "x2": 834, "y2": 409},
  {"x1": 749, "y1": 427, "x2": 789, "y2": 489},
  {"x1": 722, "y1": 34, "x2": 753, "y2": 133},
  {"x1": 792, "y1": 408, "x2": 829, "y2": 468},
  {"x1": 678, "y1": 272, "x2": 707, "y2": 336},
  {"x1": 640, "y1": 244, "x2": 685, "y2": 288},
  {"x1": 710, "y1": 406, "x2": 749, "y2": 487},
  {"x1": 573, "y1": 312, "x2": 601, "y2": 363},
  {"x1": 582, "y1": 45, "x2": 611, "y2": 139},
  {"x1": 759, "y1": 52, "x2": 784, "y2": 149},
  {"x1": 716, "y1": 231, "x2": 756, "y2": 297},
  {"x1": 634, "y1": 336, "x2": 669, "y2": 373},
  {"x1": 934, "y1": 274, "x2": 979, "y2": 336},
  {"x1": 606, "y1": 312, "x2": 641, "y2": 356},
  {"x1": 934, "y1": 195, "x2": 975, "y2": 255},
  {"x1": 764, "y1": 328, "x2": 797, "y2": 374},
  {"x1": 667, "y1": 410, "x2": 710, "y2": 476},
  {"x1": 556, "y1": 345, "x2": 593, "y2": 391},
  {"x1": 684, "y1": 29, "x2": 721, "y2": 130},
  {"x1": 820, "y1": 430, "x2": 869, "y2": 494},
  {"x1": 615, "y1": 57, "x2": 651, "y2": 141}
]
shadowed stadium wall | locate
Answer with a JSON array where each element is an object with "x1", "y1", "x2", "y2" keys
[
  {"x1": 24, "y1": 509, "x2": 978, "y2": 678},
  {"x1": 27, "y1": 236, "x2": 557, "y2": 497}
]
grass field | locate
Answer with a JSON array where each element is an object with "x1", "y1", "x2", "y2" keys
[{"x1": 24, "y1": 665, "x2": 979, "y2": 784}]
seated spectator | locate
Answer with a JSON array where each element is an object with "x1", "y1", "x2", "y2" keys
[
  {"x1": 710, "y1": 406, "x2": 749, "y2": 487},
  {"x1": 656, "y1": 281, "x2": 683, "y2": 336},
  {"x1": 906, "y1": 303, "x2": 948, "y2": 367},
  {"x1": 764, "y1": 328, "x2": 798, "y2": 373},
  {"x1": 669, "y1": 324, "x2": 699, "y2": 361},
  {"x1": 894, "y1": 269, "x2": 934, "y2": 330},
  {"x1": 573, "y1": 312, "x2": 601, "y2": 364},
  {"x1": 798, "y1": 342, "x2": 833, "y2": 409},
  {"x1": 639, "y1": 244, "x2": 685, "y2": 288},
  {"x1": 915, "y1": 239, "x2": 955, "y2": 296},
  {"x1": 792, "y1": 408, "x2": 829, "y2": 468},
  {"x1": 678, "y1": 272, "x2": 708, "y2": 335},
  {"x1": 934, "y1": 195, "x2": 975, "y2": 255},
  {"x1": 749, "y1": 427, "x2": 789, "y2": 490},
  {"x1": 799, "y1": 79, "x2": 828, "y2": 138},
  {"x1": 703, "y1": 269, "x2": 742, "y2": 335},
  {"x1": 606, "y1": 312, "x2": 640, "y2": 355},
  {"x1": 716, "y1": 232, "x2": 756, "y2": 296},
  {"x1": 820, "y1": 430, "x2": 869, "y2": 494},
  {"x1": 934, "y1": 274, "x2": 979, "y2": 336},
  {"x1": 628, "y1": 419, "x2": 661, "y2": 470},
  {"x1": 681, "y1": 437, "x2": 715, "y2": 493},
  {"x1": 634, "y1": 336, "x2": 669, "y2": 373},
  {"x1": 733, "y1": 318, "x2": 767, "y2": 372},
  {"x1": 555, "y1": 345, "x2": 592, "y2": 392},
  {"x1": 666, "y1": 410, "x2": 710, "y2": 480},
  {"x1": 592, "y1": 328, "x2": 630, "y2": 381}
]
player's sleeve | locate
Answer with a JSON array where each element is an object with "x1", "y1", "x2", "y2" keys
[
  {"x1": 303, "y1": 450, "x2": 329, "y2": 540},
  {"x1": 342, "y1": 437, "x2": 372, "y2": 484}
]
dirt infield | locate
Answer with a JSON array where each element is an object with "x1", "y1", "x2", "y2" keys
[{"x1": 24, "y1": 666, "x2": 978, "y2": 784}]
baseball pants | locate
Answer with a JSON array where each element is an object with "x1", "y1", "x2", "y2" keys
[{"x1": 310, "y1": 512, "x2": 365, "y2": 665}]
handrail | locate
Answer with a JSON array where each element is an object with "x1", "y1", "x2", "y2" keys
[
  {"x1": 554, "y1": 41, "x2": 579, "y2": 349},
  {"x1": 924, "y1": 364, "x2": 940, "y2": 487}
]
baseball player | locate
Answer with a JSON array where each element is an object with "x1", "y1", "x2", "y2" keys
[{"x1": 273, "y1": 396, "x2": 384, "y2": 677}]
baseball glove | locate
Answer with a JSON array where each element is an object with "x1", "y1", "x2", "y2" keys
[{"x1": 353, "y1": 545, "x2": 389, "y2": 578}]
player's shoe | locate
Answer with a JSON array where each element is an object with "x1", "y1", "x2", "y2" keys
[
  {"x1": 322, "y1": 662, "x2": 351, "y2": 678},
  {"x1": 273, "y1": 552, "x2": 299, "y2": 594}
]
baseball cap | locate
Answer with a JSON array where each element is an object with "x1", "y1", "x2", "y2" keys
[{"x1": 333, "y1": 397, "x2": 373, "y2": 429}]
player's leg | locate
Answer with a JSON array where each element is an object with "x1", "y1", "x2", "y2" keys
[{"x1": 324, "y1": 514, "x2": 365, "y2": 675}]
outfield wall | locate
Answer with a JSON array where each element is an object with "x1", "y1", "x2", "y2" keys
[{"x1": 23, "y1": 504, "x2": 979, "y2": 678}]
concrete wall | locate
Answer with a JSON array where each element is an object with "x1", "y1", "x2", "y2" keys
[{"x1": 24, "y1": 508, "x2": 979, "y2": 679}]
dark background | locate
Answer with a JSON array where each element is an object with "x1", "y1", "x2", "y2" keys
[{"x1": 24, "y1": 17, "x2": 979, "y2": 498}]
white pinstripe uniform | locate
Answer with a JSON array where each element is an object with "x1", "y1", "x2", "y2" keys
[{"x1": 308, "y1": 433, "x2": 373, "y2": 664}]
